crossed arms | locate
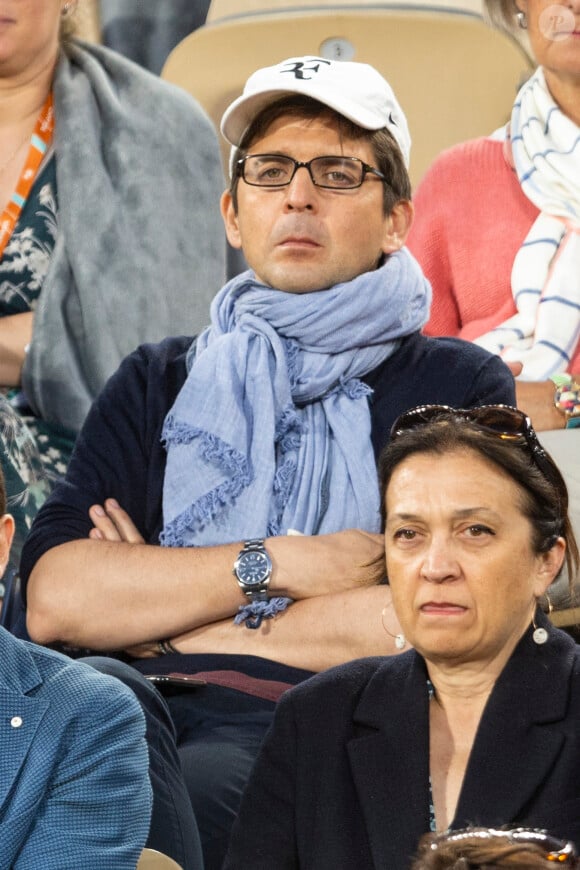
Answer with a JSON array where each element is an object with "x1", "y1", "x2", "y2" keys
[
  {"x1": 26, "y1": 502, "x2": 396, "y2": 672},
  {"x1": 21, "y1": 339, "x2": 404, "y2": 672}
]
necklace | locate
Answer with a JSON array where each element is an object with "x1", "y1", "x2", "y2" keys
[
  {"x1": 0, "y1": 128, "x2": 34, "y2": 176},
  {"x1": 0, "y1": 92, "x2": 54, "y2": 258}
]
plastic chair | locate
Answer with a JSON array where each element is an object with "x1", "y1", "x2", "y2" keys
[
  {"x1": 137, "y1": 849, "x2": 184, "y2": 869},
  {"x1": 206, "y1": 0, "x2": 497, "y2": 22},
  {"x1": 162, "y1": 4, "x2": 533, "y2": 186}
]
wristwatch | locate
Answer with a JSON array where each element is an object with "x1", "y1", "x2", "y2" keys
[
  {"x1": 552, "y1": 374, "x2": 580, "y2": 429},
  {"x1": 233, "y1": 539, "x2": 272, "y2": 602}
]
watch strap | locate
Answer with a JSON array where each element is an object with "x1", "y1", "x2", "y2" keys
[
  {"x1": 233, "y1": 539, "x2": 279, "y2": 629},
  {"x1": 242, "y1": 588, "x2": 269, "y2": 602},
  {"x1": 243, "y1": 538, "x2": 266, "y2": 551}
]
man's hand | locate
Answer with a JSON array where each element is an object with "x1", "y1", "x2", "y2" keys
[
  {"x1": 505, "y1": 362, "x2": 568, "y2": 432},
  {"x1": 89, "y1": 499, "x2": 145, "y2": 543},
  {"x1": 88, "y1": 500, "x2": 156, "y2": 656},
  {"x1": 515, "y1": 380, "x2": 566, "y2": 431},
  {"x1": 269, "y1": 528, "x2": 386, "y2": 600},
  {"x1": 87, "y1": 506, "x2": 385, "y2": 598},
  {"x1": 84, "y1": 504, "x2": 385, "y2": 659},
  {"x1": 125, "y1": 527, "x2": 386, "y2": 659},
  {"x1": 124, "y1": 526, "x2": 386, "y2": 660}
]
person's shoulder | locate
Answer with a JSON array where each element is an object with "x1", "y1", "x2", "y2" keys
[
  {"x1": 61, "y1": 40, "x2": 212, "y2": 119},
  {"x1": 110, "y1": 335, "x2": 193, "y2": 389},
  {"x1": 418, "y1": 333, "x2": 499, "y2": 360},
  {"x1": 413, "y1": 136, "x2": 507, "y2": 209},
  {"x1": 414, "y1": 333, "x2": 514, "y2": 400},
  {"x1": 0, "y1": 629, "x2": 138, "y2": 715},
  {"x1": 127, "y1": 335, "x2": 194, "y2": 369},
  {"x1": 84, "y1": 335, "x2": 193, "y2": 436},
  {"x1": 368, "y1": 331, "x2": 512, "y2": 396},
  {"x1": 396, "y1": 331, "x2": 503, "y2": 370},
  {"x1": 420, "y1": 136, "x2": 504, "y2": 178},
  {"x1": 563, "y1": 630, "x2": 580, "y2": 675},
  {"x1": 367, "y1": 331, "x2": 514, "y2": 426},
  {"x1": 518, "y1": 624, "x2": 580, "y2": 713},
  {"x1": 62, "y1": 39, "x2": 162, "y2": 88},
  {"x1": 27, "y1": 647, "x2": 145, "y2": 732},
  {"x1": 22, "y1": 639, "x2": 117, "y2": 693}
]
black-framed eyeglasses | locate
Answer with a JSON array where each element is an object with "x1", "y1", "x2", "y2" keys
[
  {"x1": 429, "y1": 826, "x2": 579, "y2": 864},
  {"x1": 236, "y1": 154, "x2": 387, "y2": 189},
  {"x1": 389, "y1": 404, "x2": 558, "y2": 488}
]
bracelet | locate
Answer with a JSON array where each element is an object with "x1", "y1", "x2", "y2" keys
[
  {"x1": 551, "y1": 373, "x2": 580, "y2": 429},
  {"x1": 157, "y1": 639, "x2": 180, "y2": 656}
]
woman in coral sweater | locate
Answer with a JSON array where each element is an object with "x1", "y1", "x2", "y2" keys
[{"x1": 408, "y1": 0, "x2": 580, "y2": 598}]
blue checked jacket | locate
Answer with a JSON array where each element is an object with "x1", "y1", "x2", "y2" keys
[{"x1": 0, "y1": 627, "x2": 151, "y2": 868}]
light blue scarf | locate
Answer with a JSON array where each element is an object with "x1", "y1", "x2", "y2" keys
[{"x1": 161, "y1": 249, "x2": 430, "y2": 618}]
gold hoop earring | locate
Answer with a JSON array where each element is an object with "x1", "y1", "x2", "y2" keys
[{"x1": 381, "y1": 603, "x2": 406, "y2": 651}]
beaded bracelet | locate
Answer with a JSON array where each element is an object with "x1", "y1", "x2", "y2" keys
[
  {"x1": 158, "y1": 639, "x2": 180, "y2": 655},
  {"x1": 551, "y1": 373, "x2": 580, "y2": 428}
]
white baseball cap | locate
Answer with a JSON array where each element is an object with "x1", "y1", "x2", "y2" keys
[{"x1": 220, "y1": 55, "x2": 411, "y2": 168}]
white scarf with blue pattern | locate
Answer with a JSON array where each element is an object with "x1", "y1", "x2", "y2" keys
[{"x1": 476, "y1": 68, "x2": 580, "y2": 379}]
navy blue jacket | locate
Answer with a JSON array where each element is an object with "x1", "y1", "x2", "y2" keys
[{"x1": 224, "y1": 616, "x2": 580, "y2": 870}]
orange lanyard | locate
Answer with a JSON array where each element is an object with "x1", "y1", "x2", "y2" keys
[{"x1": 0, "y1": 91, "x2": 55, "y2": 259}]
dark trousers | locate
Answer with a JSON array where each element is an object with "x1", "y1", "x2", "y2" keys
[{"x1": 84, "y1": 657, "x2": 275, "y2": 870}]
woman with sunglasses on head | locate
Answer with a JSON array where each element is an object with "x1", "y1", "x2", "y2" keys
[
  {"x1": 412, "y1": 826, "x2": 580, "y2": 868},
  {"x1": 224, "y1": 405, "x2": 580, "y2": 870}
]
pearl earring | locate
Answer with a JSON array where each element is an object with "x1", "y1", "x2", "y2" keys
[
  {"x1": 533, "y1": 624, "x2": 548, "y2": 645},
  {"x1": 516, "y1": 10, "x2": 528, "y2": 28},
  {"x1": 532, "y1": 602, "x2": 550, "y2": 645},
  {"x1": 381, "y1": 604, "x2": 407, "y2": 651}
]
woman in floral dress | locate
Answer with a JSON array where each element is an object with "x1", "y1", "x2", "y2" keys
[{"x1": 0, "y1": 0, "x2": 226, "y2": 573}]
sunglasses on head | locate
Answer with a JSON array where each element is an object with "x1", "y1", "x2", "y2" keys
[
  {"x1": 429, "y1": 826, "x2": 578, "y2": 864},
  {"x1": 389, "y1": 404, "x2": 558, "y2": 488}
]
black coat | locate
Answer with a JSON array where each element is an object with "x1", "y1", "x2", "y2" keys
[{"x1": 225, "y1": 615, "x2": 580, "y2": 870}]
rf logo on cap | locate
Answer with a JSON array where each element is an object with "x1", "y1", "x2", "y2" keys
[{"x1": 279, "y1": 59, "x2": 332, "y2": 80}]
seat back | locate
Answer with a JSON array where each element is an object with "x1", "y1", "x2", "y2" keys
[
  {"x1": 137, "y1": 848, "x2": 184, "y2": 869},
  {"x1": 162, "y1": 5, "x2": 533, "y2": 186},
  {"x1": 206, "y1": 0, "x2": 500, "y2": 21}
]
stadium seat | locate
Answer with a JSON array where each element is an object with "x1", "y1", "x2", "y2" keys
[{"x1": 162, "y1": 3, "x2": 533, "y2": 185}]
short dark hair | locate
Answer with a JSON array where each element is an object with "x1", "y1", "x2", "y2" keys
[
  {"x1": 378, "y1": 412, "x2": 579, "y2": 586},
  {"x1": 228, "y1": 94, "x2": 411, "y2": 215}
]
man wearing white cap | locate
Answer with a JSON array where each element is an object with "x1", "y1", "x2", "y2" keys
[{"x1": 21, "y1": 57, "x2": 514, "y2": 869}]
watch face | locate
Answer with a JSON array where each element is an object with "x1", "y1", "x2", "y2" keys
[{"x1": 238, "y1": 551, "x2": 270, "y2": 586}]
